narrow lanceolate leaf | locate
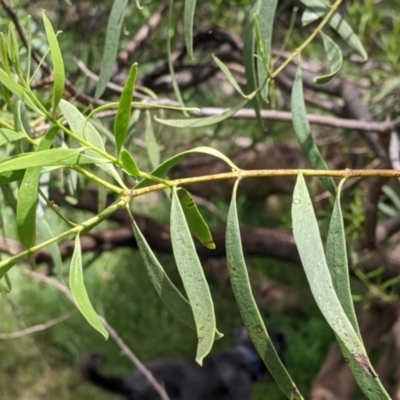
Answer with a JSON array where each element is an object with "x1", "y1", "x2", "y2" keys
[
  {"x1": 300, "y1": 0, "x2": 367, "y2": 60},
  {"x1": 256, "y1": 0, "x2": 277, "y2": 101},
  {"x1": 135, "y1": 146, "x2": 239, "y2": 189},
  {"x1": 326, "y1": 179, "x2": 390, "y2": 399},
  {"x1": 7, "y1": 23, "x2": 19, "y2": 66},
  {"x1": 183, "y1": 0, "x2": 196, "y2": 59},
  {"x1": 0, "y1": 148, "x2": 102, "y2": 174},
  {"x1": 128, "y1": 209, "x2": 196, "y2": 331},
  {"x1": 70, "y1": 234, "x2": 108, "y2": 339},
  {"x1": 144, "y1": 111, "x2": 160, "y2": 169},
  {"x1": 177, "y1": 188, "x2": 215, "y2": 249},
  {"x1": 59, "y1": 100, "x2": 125, "y2": 187},
  {"x1": 0, "y1": 68, "x2": 41, "y2": 113},
  {"x1": 155, "y1": 98, "x2": 251, "y2": 128},
  {"x1": 212, "y1": 55, "x2": 247, "y2": 98},
  {"x1": 95, "y1": 0, "x2": 127, "y2": 99},
  {"x1": 42, "y1": 11, "x2": 65, "y2": 111},
  {"x1": 120, "y1": 149, "x2": 140, "y2": 177},
  {"x1": 0, "y1": 33, "x2": 11, "y2": 75},
  {"x1": 226, "y1": 180, "x2": 303, "y2": 400},
  {"x1": 314, "y1": 33, "x2": 343, "y2": 84},
  {"x1": 291, "y1": 64, "x2": 336, "y2": 195},
  {"x1": 17, "y1": 126, "x2": 58, "y2": 248},
  {"x1": 0, "y1": 129, "x2": 27, "y2": 147},
  {"x1": 0, "y1": 170, "x2": 25, "y2": 185},
  {"x1": 292, "y1": 173, "x2": 377, "y2": 378},
  {"x1": 114, "y1": 63, "x2": 138, "y2": 156},
  {"x1": 171, "y1": 187, "x2": 217, "y2": 365}
]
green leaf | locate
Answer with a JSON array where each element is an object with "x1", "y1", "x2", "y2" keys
[
  {"x1": 7, "y1": 23, "x2": 19, "y2": 66},
  {"x1": 17, "y1": 126, "x2": 58, "y2": 248},
  {"x1": 70, "y1": 234, "x2": 108, "y2": 339},
  {"x1": 325, "y1": 179, "x2": 390, "y2": 399},
  {"x1": 95, "y1": 0, "x2": 127, "y2": 99},
  {"x1": 0, "y1": 128, "x2": 27, "y2": 147},
  {"x1": 135, "y1": 146, "x2": 239, "y2": 189},
  {"x1": 226, "y1": 180, "x2": 303, "y2": 400},
  {"x1": 0, "y1": 170, "x2": 25, "y2": 185},
  {"x1": 154, "y1": 98, "x2": 251, "y2": 128},
  {"x1": 171, "y1": 186, "x2": 218, "y2": 365},
  {"x1": 183, "y1": 0, "x2": 196, "y2": 59},
  {"x1": 292, "y1": 173, "x2": 377, "y2": 378},
  {"x1": 177, "y1": 188, "x2": 215, "y2": 249},
  {"x1": 0, "y1": 68, "x2": 41, "y2": 112},
  {"x1": 314, "y1": 33, "x2": 343, "y2": 84},
  {"x1": 300, "y1": 0, "x2": 367, "y2": 60},
  {"x1": 42, "y1": 11, "x2": 65, "y2": 111},
  {"x1": 144, "y1": 111, "x2": 160, "y2": 169},
  {"x1": 255, "y1": 0, "x2": 277, "y2": 101},
  {"x1": 114, "y1": 63, "x2": 138, "y2": 156},
  {"x1": 120, "y1": 149, "x2": 140, "y2": 177},
  {"x1": 59, "y1": 99, "x2": 125, "y2": 187},
  {"x1": 212, "y1": 54, "x2": 248, "y2": 98},
  {"x1": 0, "y1": 148, "x2": 102, "y2": 173},
  {"x1": 291, "y1": 64, "x2": 336, "y2": 195},
  {"x1": 128, "y1": 209, "x2": 196, "y2": 331},
  {"x1": 0, "y1": 33, "x2": 11, "y2": 75}
]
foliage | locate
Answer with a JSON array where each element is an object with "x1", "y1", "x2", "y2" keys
[{"x1": 0, "y1": 0, "x2": 398, "y2": 399}]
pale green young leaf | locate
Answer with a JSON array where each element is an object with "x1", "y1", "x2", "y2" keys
[
  {"x1": 184, "y1": 0, "x2": 196, "y2": 59},
  {"x1": 0, "y1": 148, "x2": 102, "y2": 174},
  {"x1": 128, "y1": 209, "x2": 196, "y2": 331},
  {"x1": 135, "y1": 146, "x2": 239, "y2": 189},
  {"x1": 17, "y1": 126, "x2": 58, "y2": 248},
  {"x1": 226, "y1": 180, "x2": 303, "y2": 400},
  {"x1": 291, "y1": 64, "x2": 336, "y2": 195},
  {"x1": 42, "y1": 11, "x2": 65, "y2": 111},
  {"x1": 177, "y1": 188, "x2": 215, "y2": 249},
  {"x1": 70, "y1": 234, "x2": 108, "y2": 339},
  {"x1": 292, "y1": 173, "x2": 377, "y2": 378},
  {"x1": 113, "y1": 63, "x2": 138, "y2": 156},
  {"x1": 154, "y1": 98, "x2": 250, "y2": 128},
  {"x1": 314, "y1": 33, "x2": 343, "y2": 84},
  {"x1": 95, "y1": 0, "x2": 127, "y2": 99},
  {"x1": 120, "y1": 149, "x2": 140, "y2": 177},
  {"x1": 171, "y1": 186, "x2": 218, "y2": 365},
  {"x1": 0, "y1": 128, "x2": 27, "y2": 147},
  {"x1": 212, "y1": 54, "x2": 247, "y2": 98},
  {"x1": 7, "y1": 23, "x2": 19, "y2": 66},
  {"x1": 59, "y1": 99, "x2": 125, "y2": 187},
  {"x1": 0, "y1": 33, "x2": 11, "y2": 75},
  {"x1": 144, "y1": 111, "x2": 160, "y2": 169}
]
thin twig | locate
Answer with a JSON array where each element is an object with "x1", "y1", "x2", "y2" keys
[
  {"x1": 0, "y1": 311, "x2": 76, "y2": 339},
  {"x1": 22, "y1": 269, "x2": 170, "y2": 400}
]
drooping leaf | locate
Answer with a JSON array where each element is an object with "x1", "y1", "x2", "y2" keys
[
  {"x1": 154, "y1": 98, "x2": 251, "y2": 128},
  {"x1": 70, "y1": 234, "x2": 108, "y2": 339},
  {"x1": 183, "y1": 0, "x2": 196, "y2": 59},
  {"x1": 42, "y1": 11, "x2": 65, "y2": 112},
  {"x1": 292, "y1": 173, "x2": 377, "y2": 378},
  {"x1": 212, "y1": 54, "x2": 248, "y2": 98},
  {"x1": 17, "y1": 126, "x2": 58, "y2": 248},
  {"x1": 325, "y1": 178, "x2": 390, "y2": 399},
  {"x1": 0, "y1": 148, "x2": 102, "y2": 174},
  {"x1": 120, "y1": 149, "x2": 140, "y2": 177},
  {"x1": 0, "y1": 128, "x2": 27, "y2": 147},
  {"x1": 300, "y1": 0, "x2": 367, "y2": 60},
  {"x1": 314, "y1": 33, "x2": 343, "y2": 84},
  {"x1": 95, "y1": 0, "x2": 127, "y2": 99},
  {"x1": 171, "y1": 186, "x2": 218, "y2": 365},
  {"x1": 226, "y1": 180, "x2": 303, "y2": 400},
  {"x1": 114, "y1": 63, "x2": 138, "y2": 156},
  {"x1": 177, "y1": 188, "x2": 215, "y2": 249},
  {"x1": 128, "y1": 209, "x2": 196, "y2": 331},
  {"x1": 59, "y1": 99, "x2": 125, "y2": 187},
  {"x1": 144, "y1": 111, "x2": 160, "y2": 169},
  {"x1": 135, "y1": 146, "x2": 239, "y2": 189},
  {"x1": 291, "y1": 64, "x2": 336, "y2": 195}
]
